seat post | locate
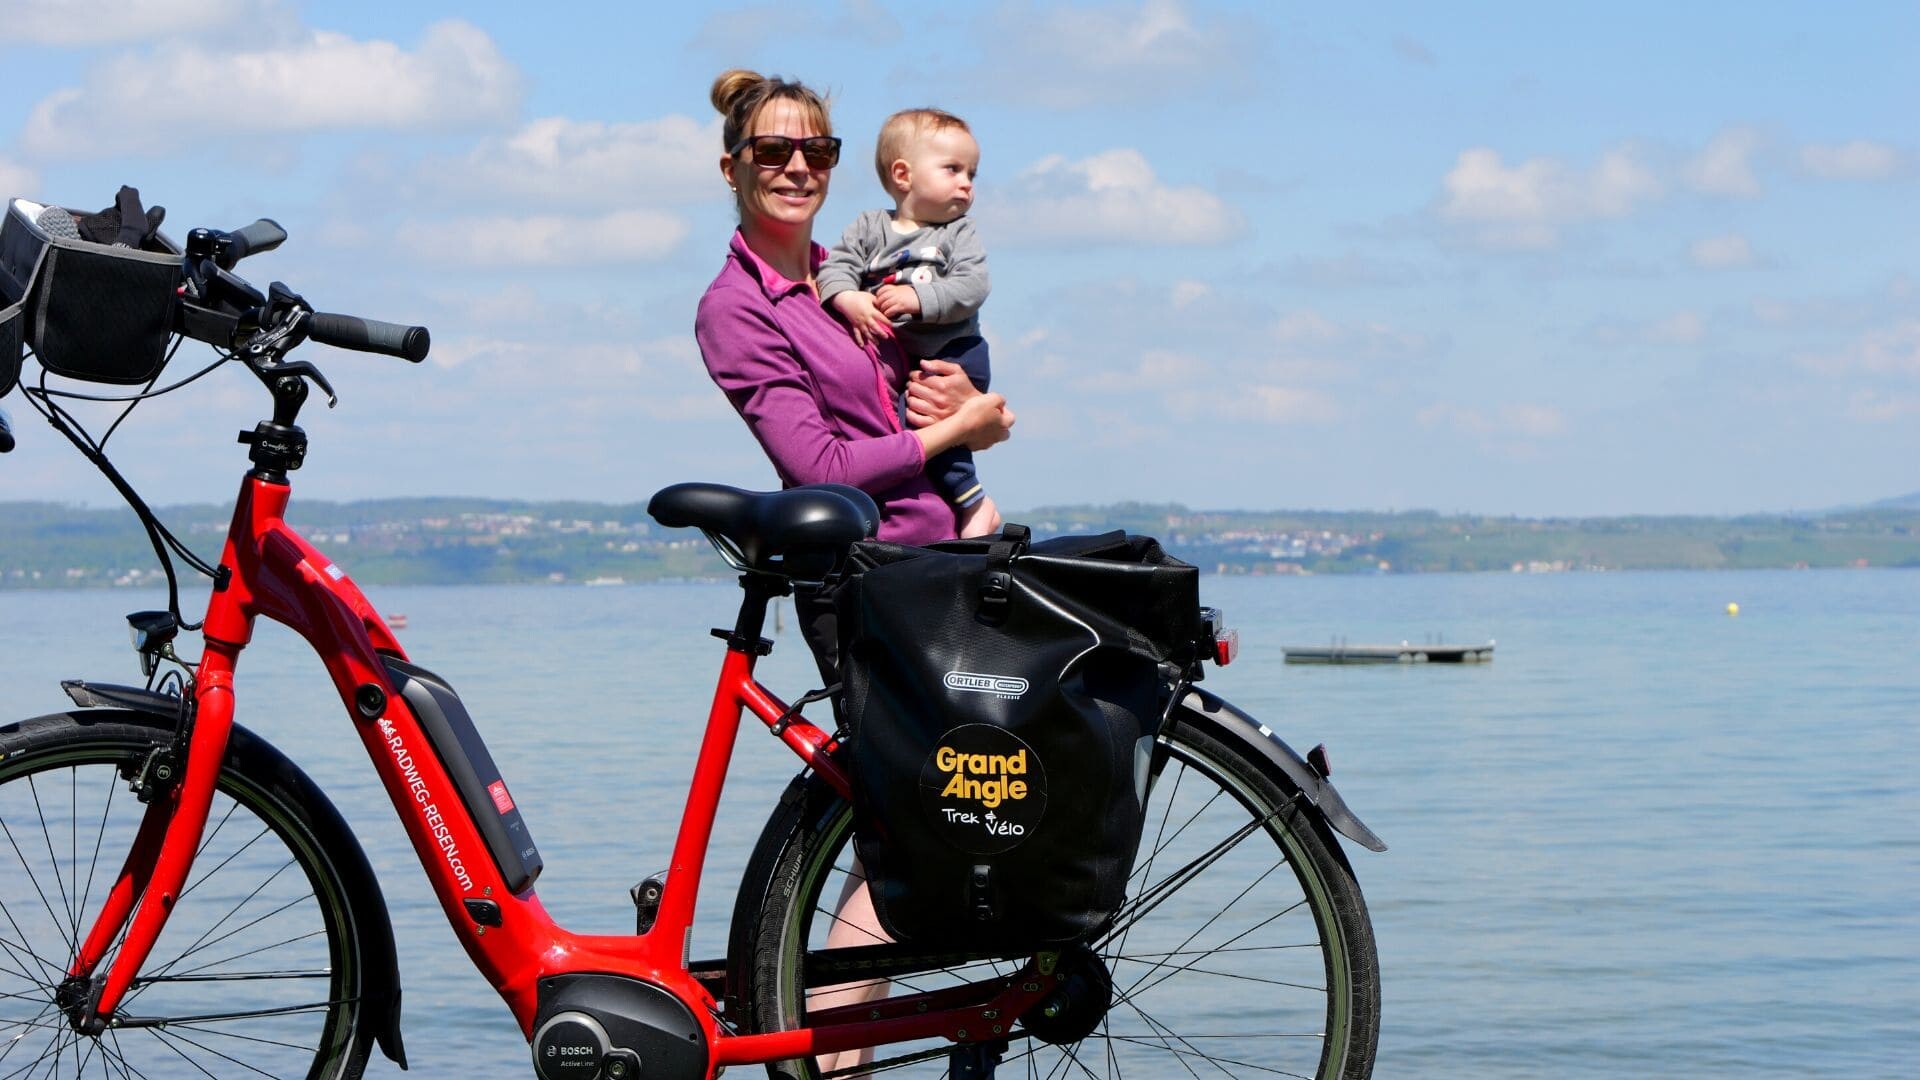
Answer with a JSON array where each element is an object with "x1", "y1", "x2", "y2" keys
[{"x1": 722, "y1": 573, "x2": 790, "y2": 654}]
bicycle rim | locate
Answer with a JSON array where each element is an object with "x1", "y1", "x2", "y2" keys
[
  {"x1": 0, "y1": 723, "x2": 364, "y2": 1078},
  {"x1": 750, "y1": 719, "x2": 1379, "y2": 1078}
]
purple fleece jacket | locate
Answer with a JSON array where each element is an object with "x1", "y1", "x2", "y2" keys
[{"x1": 696, "y1": 231, "x2": 957, "y2": 545}]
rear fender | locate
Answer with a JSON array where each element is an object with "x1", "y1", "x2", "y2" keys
[
  {"x1": 1173, "y1": 686, "x2": 1387, "y2": 853},
  {"x1": 58, "y1": 681, "x2": 409, "y2": 1068}
]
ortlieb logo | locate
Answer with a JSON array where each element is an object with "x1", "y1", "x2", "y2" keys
[{"x1": 944, "y1": 670, "x2": 1028, "y2": 698}]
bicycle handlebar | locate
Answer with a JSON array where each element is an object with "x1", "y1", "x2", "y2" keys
[
  {"x1": 216, "y1": 218, "x2": 287, "y2": 269},
  {"x1": 307, "y1": 313, "x2": 430, "y2": 362}
]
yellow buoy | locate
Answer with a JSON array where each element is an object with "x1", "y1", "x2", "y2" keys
[{"x1": 1726, "y1": 602, "x2": 1740, "y2": 616}]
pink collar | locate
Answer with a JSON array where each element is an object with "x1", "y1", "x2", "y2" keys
[{"x1": 729, "y1": 230, "x2": 828, "y2": 300}]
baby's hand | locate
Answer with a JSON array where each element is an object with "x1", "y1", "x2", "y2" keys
[
  {"x1": 831, "y1": 291, "x2": 893, "y2": 346},
  {"x1": 874, "y1": 284, "x2": 922, "y2": 319}
]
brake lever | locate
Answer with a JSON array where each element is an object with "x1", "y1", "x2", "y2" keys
[
  {"x1": 270, "y1": 357, "x2": 338, "y2": 408},
  {"x1": 239, "y1": 308, "x2": 337, "y2": 408}
]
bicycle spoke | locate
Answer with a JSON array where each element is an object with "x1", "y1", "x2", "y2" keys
[
  {"x1": 1116, "y1": 860, "x2": 1292, "y2": 1008},
  {"x1": 27, "y1": 775, "x2": 80, "y2": 970},
  {"x1": 143, "y1": 926, "x2": 328, "y2": 984},
  {"x1": 105, "y1": 1027, "x2": 155, "y2": 1080},
  {"x1": 75, "y1": 772, "x2": 119, "y2": 970},
  {"x1": 0, "y1": 805, "x2": 75, "y2": 986},
  {"x1": 1111, "y1": 761, "x2": 1188, "y2": 971},
  {"x1": 157, "y1": 1020, "x2": 319, "y2": 1054},
  {"x1": 129, "y1": 861, "x2": 302, "y2": 995},
  {"x1": 145, "y1": 1026, "x2": 222, "y2": 1078},
  {"x1": 1114, "y1": 997, "x2": 1240, "y2": 1080},
  {"x1": 1100, "y1": 812, "x2": 1270, "y2": 946},
  {"x1": 147, "y1": 1024, "x2": 291, "y2": 1079}
]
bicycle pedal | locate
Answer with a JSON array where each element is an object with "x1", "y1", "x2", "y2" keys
[{"x1": 631, "y1": 873, "x2": 666, "y2": 934}]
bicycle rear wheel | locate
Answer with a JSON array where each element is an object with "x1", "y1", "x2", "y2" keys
[
  {"x1": 0, "y1": 711, "x2": 373, "y2": 1079},
  {"x1": 734, "y1": 713, "x2": 1381, "y2": 1078}
]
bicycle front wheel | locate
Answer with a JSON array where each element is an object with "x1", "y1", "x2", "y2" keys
[
  {"x1": 0, "y1": 711, "x2": 373, "y2": 1079},
  {"x1": 736, "y1": 712, "x2": 1381, "y2": 1078}
]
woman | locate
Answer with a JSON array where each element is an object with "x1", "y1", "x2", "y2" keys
[
  {"x1": 694, "y1": 69, "x2": 1014, "y2": 1071},
  {"x1": 695, "y1": 69, "x2": 1013, "y2": 549}
]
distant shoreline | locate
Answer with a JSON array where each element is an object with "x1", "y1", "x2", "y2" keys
[{"x1": 5, "y1": 497, "x2": 1917, "y2": 587}]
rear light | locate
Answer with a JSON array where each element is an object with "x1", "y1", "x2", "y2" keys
[
  {"x1": 1214, "y1": 629, "x2": 1239, "y2": 666},
  {"x1": 1198, "y1": 607, "x2": 1237, "y2": 666}
]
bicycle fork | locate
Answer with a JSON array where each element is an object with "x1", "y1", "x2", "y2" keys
[{"x1": 62, "y1": 645, "x2": 241, "y2": 1031}]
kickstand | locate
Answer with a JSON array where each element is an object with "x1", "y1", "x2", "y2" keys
[{"x1": 948, "y1": 1039, "x2": 1007, "y2": 1079}]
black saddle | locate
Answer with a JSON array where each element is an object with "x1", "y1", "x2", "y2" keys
[{"x1": 647, "y1": 482, "x2": 880, "y2": 579}]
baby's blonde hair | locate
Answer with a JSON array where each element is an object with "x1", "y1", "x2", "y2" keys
[{"x1": 874, "y1": 108, "x2": 971, "y2": 195}]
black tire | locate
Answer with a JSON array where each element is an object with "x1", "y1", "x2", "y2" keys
[
  {"x1": 733, "y1": 713, "x2": 1381, "y2": 1078},
  {"x1": 0, "y1": 711, "x2": 373, "y2": 1078}
]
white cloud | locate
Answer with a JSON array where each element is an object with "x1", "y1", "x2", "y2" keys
[
  {"x1": 0, "y1": 157, "x2": 37, "y2": 198},
  {"x1": 1690, "y1": 233, "x2": 1756, "y2": 270},
  {"x1": 1270, "y1": 310, "x2": 1342, "y2": 344},
  {"x1": 1167, "y1": 384, "x2": 1339, "y2": 424},
  {"x1": 1647, "y1": 311, "x2": 1706, "y2": 345},
  {"x1": 691, "y1": 0, "x2": 903, "y2": 50},
  {"x1": 425, "y1": 115, "x2": 720, "y2": 207},
  {"x1": 1800, "y1": 140, "x2": 1901, "y2": 180},
  {"x1": 1683, "y1": 127, "x2": 1763, "y2": 197},
  {"x1": 1584, "y1": 310, "x2": 1708, "y2": 348},
  {"x1": 394, "y1": 209, "x2": 689, "y2": 267},
  {"x1": 1418, "y1": 402, "x2": 1567, "y2": 438},
  {"x1": 1169, "y1": 280, "x2": 1210, "y2": 308},
  {"x1": 0, "y1": 0, "x2": 261, "y2": 45},
  {"x1": 1798, "y1": 319, "x2": 1920, "y2": 378},
  {"x1": 22, "y1": 19, "x2": 521, "y2": 157},
  {"x1": 987, "y1": 149, "x2": 1241, "y2": 246},
  {"x1": 1437, "y1": 145, "x2": 1660, "y2": 249},
  {"x1": 1847, "y1": 390, "x2": 1920, "y2": 422},
  {"x1": 964, "y1": 0, "x2": 1257, "y2": 107}
]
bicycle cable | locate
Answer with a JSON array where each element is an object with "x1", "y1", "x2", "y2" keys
[{"x1": 20, "y1": 343, "x2": 231, "y2": 629}]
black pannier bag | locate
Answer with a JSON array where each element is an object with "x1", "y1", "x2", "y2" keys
[
  {"x1": 836, "y1": 525, "x2": 1202, "y2": 951},
  {"x1": 1, "y1": 188, "x2": 182, "y2": 386}
]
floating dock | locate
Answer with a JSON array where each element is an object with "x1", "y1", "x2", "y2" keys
[{"x1": 1284, "y1": 641, "x2": 1494, "y2": 665}]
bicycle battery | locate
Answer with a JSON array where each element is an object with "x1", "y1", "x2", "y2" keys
[{"x1": 384, "y1": 657, "x2": 544, "y2": 894}]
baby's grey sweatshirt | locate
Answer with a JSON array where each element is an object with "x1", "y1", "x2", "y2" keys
[{"x1": 817, "y1": 210, "x2": 989, "y2": 357}]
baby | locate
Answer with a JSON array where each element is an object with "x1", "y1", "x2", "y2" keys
[{"x1": 818, "y1": 108, "x2": 998, "y2": 537}]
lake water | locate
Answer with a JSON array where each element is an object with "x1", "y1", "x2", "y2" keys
[{"x1": 3, "y1": 568, "x2": 1916, "y2": 1078}]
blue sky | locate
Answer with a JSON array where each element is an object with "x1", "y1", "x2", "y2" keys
[{"x1": 1, "y1": 0, "x2": 1914, "y2": 516}]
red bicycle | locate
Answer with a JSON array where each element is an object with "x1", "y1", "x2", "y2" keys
[{"x1": 0, "y1": 212, "x2": 1382, "y2": 1078}]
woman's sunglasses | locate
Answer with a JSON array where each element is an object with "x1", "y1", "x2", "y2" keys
[{"x1": 730, "y1": 134, "x2": 843, "y2": 170}]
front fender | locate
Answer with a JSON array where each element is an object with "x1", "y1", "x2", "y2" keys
[
  {"x1": 59, "y1": 681, "x2": 409, "y2": 1068},
  {"x1": 1174, "y1": 686, "x2": 1387, "y2": 853}
]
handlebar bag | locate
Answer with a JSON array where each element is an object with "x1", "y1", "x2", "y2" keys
[
  {"x1": 0, "y1": 277, "x2": 22, "y2": 397},
  {"x1": 2, "y1": 191, "x2": 182, "y2": 386},
  {"x1": 836, "y1": 526, "x2": 1201, "y2": 952},
  {"x1": 0, "y1": 202, "x2": 40, "y2": 398}
]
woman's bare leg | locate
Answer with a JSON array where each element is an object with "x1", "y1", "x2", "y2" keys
[{"x1": 810, "y1": 864, "x2": 889, "y2": 1073}]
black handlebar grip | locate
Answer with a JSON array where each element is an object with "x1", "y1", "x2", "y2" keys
[
  {"x1": 218, "y1": 219, "x2": 288, "y2": 268},
  {"x1": 307, "y1": 312, "x2": 431, "y2": 362},
  {"x1": 0, "y1": 406, "x2": 16, "y2": 454}
]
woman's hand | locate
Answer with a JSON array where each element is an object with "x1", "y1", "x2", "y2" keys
[
  {"x1": 904, "y1": 358, "x2": 980, "y2": 428},
  {"x1": 912, "y1": 390, "x2": 1012, "y2": 461}
]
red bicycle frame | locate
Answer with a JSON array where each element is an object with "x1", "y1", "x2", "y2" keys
[{"x1": 66, "y1": 472, "x2": 1052, "y2": 1074}]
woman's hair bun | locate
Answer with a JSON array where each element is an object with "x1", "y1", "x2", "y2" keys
[{"x1": 710, "y1": 69, "x2": 764, "y2": 116}]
